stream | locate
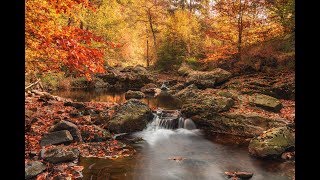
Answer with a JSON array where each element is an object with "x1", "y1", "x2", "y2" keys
[{"x1": 53, "y1": 89, "x2": 295, "y2": 180}]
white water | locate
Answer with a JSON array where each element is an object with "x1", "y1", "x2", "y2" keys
[{"x1": 131, "y1": 112, "x2": 292, "y2": 180}]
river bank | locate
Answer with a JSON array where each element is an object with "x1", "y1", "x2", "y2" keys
[{"x1": 25, "y1": 66, "x2": 295, "y2": 179}]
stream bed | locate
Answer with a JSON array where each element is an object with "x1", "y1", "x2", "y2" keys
[{"x1": 53, "y1": 89, "x2": 295, "y2": 180}]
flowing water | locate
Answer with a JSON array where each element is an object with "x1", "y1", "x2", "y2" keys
[{"x1": 53, "y1": 89, "x2": 295, "y2": 180}]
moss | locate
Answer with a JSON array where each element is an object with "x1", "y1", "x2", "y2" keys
[
  {"x1": 248, "y1": 127, "x2": 294, "y2": 157},
  {"x1": 40, "y1": 72, "x2": 66, "y2": 91}
]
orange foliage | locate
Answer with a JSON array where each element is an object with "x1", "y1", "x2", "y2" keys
[{"x1": 25, "y1": 0, "x2": 110, "y2": 79}]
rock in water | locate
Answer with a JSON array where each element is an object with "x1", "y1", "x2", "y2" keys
[
  {"x1": 184, "y1": 118, "x2": 196, "y2": 130},
  {"x1": 249, "y1": 93, "x2": 283, "y2": 112},
  {"x1": 25, "y1": 161, "x2": 46, "y2": 179},
  {"x1": 108, "y1": 99, "x2": 153, "y2": 133},
  {"x1": 248, "y1": 126, "x2": 295, "y2": 158},
  {"x1": 225, "y1": 171, "x2": 253, "y2": 179},
  {"x1": 40, "y1": 130, "x2": 73, "y2": 146},
  {"x1": 41, "y1": 147, "x2": 80, "y2": 163},
  {"x1": 50, "y1": 120, "x2": 82, "y2": 142},
  {"x1": 125, "y1": 90, "x2": 145, "y2": 99}
]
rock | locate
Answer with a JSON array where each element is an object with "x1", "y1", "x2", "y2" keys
[
  {"x1": 235, "y1": 172, "x2": 254, "y2": 179},
  {"x1": 156, "y1": 110, "x2": 182, "y2": 129},
  {"x1": 221, "y1": 72, "x2": 295, "y2": 100},
  {"x1": 40, "y1": 130, "x2": 73, "y2": 146},
  {"x1": 93, "y1": 77, "x2": 110, "y2": 89},
  {"x1": 41, "y1": 147, "x2": 80, "y2": 163},
  {"x1": 178, "y1": 62, "x2": 193, "y2": 76},
  {"x1": 141, "y1": 83, "x2": 158, "y2": 94},
  {"x1": 183, "y1": 118, "x2": 196, "y2": 130},
  {"x1": 281, "y1": 151, "x2": 295, "y2": 160},
  {"x1": 176, "y1": 86, "x2": 234, "y2": 117},
  {"x1": 248, "y1": 126, "x2": 295, "y2": 158},
  {"x1": 174, "y1": 84, "x2": 199, "y2": 100},
  {"x1": 192, "y1": 112, "x2": 288, "y2": 137},
  {"x1": 125, "y1": 90, "x2": 145, "y2": 99},
  {"x1": 69, "y1": 110, "x2": 83, "y2": 118},
  {"x1": 272, "y1": 79, "x2": 295, "y2": 100},
  {"x1": 186, "y1": 68, "x2": 232, "y2": 89},
  {"x1": 225, "y1": 171, "x2": 253, "y2": 179},
  {"x1": 81, "y1": 125, "x2": 112, "y2": 142},
  {"x1": 64, "y1": 101, "x2": 86, "y2": 110},
  {"x1": 216, "y1": 90, "x2": 238, "y2": 100},
  {"x1": 108, "y1": 99, "x2": 153, "y2": 133},
  {"x1": 171, "y1": 83, "x2": 185, "y2": 92},
  {"x1": 92, "y1": 111, "x2": 110, "y2": 125},
  {"x1": 25, "y1": 161, "x2": 46, "y2": 179},
  {"x1": 97, "y1": 66, "x2": 153, "y2": 91},
  {"x1": 50, "y1": 120, "x2": 83, "y2": 142},
  {"x1": 249, "y1": 93, "x2": 283, "y2": 112}
]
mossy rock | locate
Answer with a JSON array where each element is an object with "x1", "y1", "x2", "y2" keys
[
  {"x1": 108, "y1": 99, "x2": 153, "y2": 133},
  {"x1": 248, "y1": 126, "x2": 295, "y2": 158},
  {"x1": 249, "y1": 93, "x2": 283, "y2": 112}
]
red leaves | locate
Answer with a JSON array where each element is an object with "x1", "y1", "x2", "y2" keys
[{"x1": 26, "y1": 0, "x2": 117, "y2": 79}]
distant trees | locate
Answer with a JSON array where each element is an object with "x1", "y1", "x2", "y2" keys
[{"x1": 204, "y1": 0, "x2": 284, "y2": 61}]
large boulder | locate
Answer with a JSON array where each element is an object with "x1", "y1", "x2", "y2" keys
[
  {"x1": 41, "y1": 147, "x2": 80, "y2": 163},
  {"x1": 97, "y1": 66, "x2": 154, "y2": 91},
  {"x1": 50, "y1": 120, "x2": 82, "y2": 142},
  {"x1": 191, "y1": 112, "x2": 288, "y2": 137},
  {"x1": 40, "y1": 130, "x2": 73, "y2": 146},
  {"x1": 25, "y1": 161, "x2": 46, "y2": 179},
  {"x1": 249, "y1": 93, "x2": 283, "y2": 112},
  {"x1": 186, "y1": 68, "x2": 232, "y2": 89},
  {"x1": 221, "y1": 72, "x2": 295, "y2": 100},
  {"x1": 181, "y1": 96, "x2": 234, "y2": 117},
  {"x1": 175, "y1": 85, "x2": 234, "y2": 117},
  {"x1": 125, "y1": 90, "x2": 145, "y2": 99},
  {"x1": 248, "y1": 126, "x2": 295, "y2": 158},
  {"x1": 108, "y1": 99, "x2": 153, "y2": 133}
]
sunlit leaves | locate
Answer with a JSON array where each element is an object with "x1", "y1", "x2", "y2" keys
[{"x1": 25, "y1": 0, "x2": 109, "y2": 79}]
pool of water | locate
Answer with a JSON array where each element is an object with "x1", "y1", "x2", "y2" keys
[
  {"x1": 52, "y1": 89, "x2": 180, "y2": 110},
  {"x1": 53, "y1": 89, "x2": 295, "y2": 180}
]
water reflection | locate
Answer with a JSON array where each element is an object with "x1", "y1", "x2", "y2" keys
[{"x1": 53, "y1": 89, "x2": 179, "y2": 110}]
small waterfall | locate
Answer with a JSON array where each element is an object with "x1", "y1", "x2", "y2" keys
[{"x1": 152, "y1": 109, "x2": 196, "y2": 130}]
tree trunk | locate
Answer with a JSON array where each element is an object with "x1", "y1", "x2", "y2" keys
[
  {"x1": 237, "y1": 0, "x2": 243, "y2": 61},
  {"x1": 67, "y1": 18, "x2": 71, "y2": 26},
  {"x1": 147, "y1": 10, "x2": 157, "y2": 51},
  {"x1": 146, "y1": 38, "x2": 150, "y2": 67},
  {"x1": 80, "y1": 21, "x2": 83, "y2": 29}
]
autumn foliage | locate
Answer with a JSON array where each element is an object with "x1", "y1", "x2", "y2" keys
[{"x1": 25, "y1": 0, "x2": 109, "y2": 79}]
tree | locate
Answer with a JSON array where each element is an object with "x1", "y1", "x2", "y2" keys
[
  {"x1": 204, "y1": 0, "x2": 283, "y2": 61},
  {"x1": 125, "y1": 0, "x2": 169, "y2": 65},
  {"x1": 265, "y1": 0, "x2": 295, "y2": 33},
  {"x1": 156, "y1": 9, "x2": 204, "y2": 70},
  {"x1": 25, "y1": 0, "x2": 111, "y2": 80}
]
